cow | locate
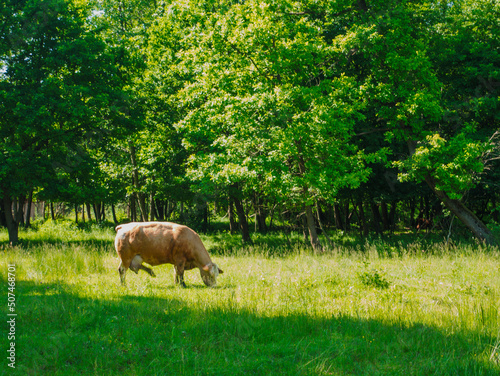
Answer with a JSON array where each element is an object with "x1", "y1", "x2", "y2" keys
[{"x1": 114, "y1": 222, "x2": 223, "y2": 287}]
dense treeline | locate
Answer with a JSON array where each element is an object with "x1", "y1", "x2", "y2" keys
[{"x1": 1, "y1": 0, "x2": 499, "y2": 247}]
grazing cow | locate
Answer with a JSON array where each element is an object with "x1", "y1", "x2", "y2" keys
[{"x1": 114, "y1": 222, "x2": 223, "y2": 287}]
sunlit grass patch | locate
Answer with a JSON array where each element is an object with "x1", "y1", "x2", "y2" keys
[{"x1": 0, "y1": 223, "x2": 499, "y2": 375}]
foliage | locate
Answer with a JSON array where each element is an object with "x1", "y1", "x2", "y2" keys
[
  {"x1": 358, "y1": 263, "x2": 391, "y2": 289},
  {"x1": 0, "y1": 0, "x2": 141, "y2": 243},
  {"x1": 0, "y1": 0, "x2": 499, "y2": 244},
  {"x1": 395, "y1": 132, "x2": 488, "y2": 199},
  {"x1": 174, "y1": 0, "x2": 382, "y2": 206}
]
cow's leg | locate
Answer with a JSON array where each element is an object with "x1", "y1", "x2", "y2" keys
[
  {"x1": 139, "y1": 264, "x2": 156, "y2": 277},
  {"x1": 174, "y1": 261, "x2": 186, "y2": 288},
  {"x1": 130, "y1": 255, "x2": 156, "y2": 277},
  {"x1": 118, "y1": 260, "x2": 127, "y2": 285}
]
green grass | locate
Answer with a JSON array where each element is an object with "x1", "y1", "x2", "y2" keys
[{"x1": 1, "y1": 222, "x2": 500, "y2": 375}]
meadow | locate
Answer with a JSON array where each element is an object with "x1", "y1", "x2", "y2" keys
[{"x1": 1, "y1": 221, "x2": 500, "y2": 375}]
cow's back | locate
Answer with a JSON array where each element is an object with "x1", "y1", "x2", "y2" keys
[{"x1": 115, "y1": 222, "x2": 210, "y2": 268}]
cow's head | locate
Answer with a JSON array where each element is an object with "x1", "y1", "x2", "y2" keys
[{"x1": 200, "y1": 263, "x2": 223, "y2": 287}]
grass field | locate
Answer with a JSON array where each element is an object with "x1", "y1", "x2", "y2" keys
[{"x1": 1, "y1": 221, "x2": 500, "y2": 375}]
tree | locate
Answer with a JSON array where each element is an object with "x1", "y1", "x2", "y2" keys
[
  {"x1": 90, "y1": 0, "x2": 196, "y2": 224},
  {"x1": 0, "y1": 0, "x2": 136, "y2": 244},
  {"x1": 330, "y1": 0, "x2": 499, "y2": 244},
  {"x1": 171, "y1": 0, "x2": 385, "y2": 248}
]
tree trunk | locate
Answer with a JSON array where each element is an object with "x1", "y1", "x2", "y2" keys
[
  {"x1": 234, "y1": 197, "x2": 252, "y2": 244},
  {"x1": 325, "y1": 204, "x2": 335, "y2": 227},
  {"x1": 493, "y1": 196, "x2": 499, "y2": 223},
  {"x1": 300, "y1": 211, "x2": 309, "y2": 243},
  {"x1": 0, "y1": 203, "x2": 6, "y2": 228},
  {"x1": 3, "y1": 195, "x2": 25, "y2": 246},
  {"x1": 295, "y1": 142, "x2": 321, "y2": 250},
  {"x1": 137, "y1": 194, "x2": 147, "y2": 222},
  {"x1": 381, "y1": 202, "x2": 389, "y2": 231},
  {"x1": 166, "y1": 201, "x2": 176, "y2": 220},
  {"x1": 93, "y1": 203, "x2": 99, "y2": 222},
  {"x1": 112, "y1": 204, "x2": 118, "y2": 225},
  {"x1": 42, "y1": 201, "x2": 46, "y2": 221},
  {"x1": 269, "y1": 203, "x2": 277, "y2": 230},
  {"x1": 149, "y1": 191, "x2": 156, "y2": 221},
  {"x1": 129, "y1": 141, "x2": 147, "y2": 222},
  {"x1": 344, "y1": 201, "x2": 351, "y2": 231},
  {"x1": 129, "y1": 195, "x2": 136, "y2": 222},
  {"x1": 370, "y1": 202, "x2": 383, "y2": 235},
  {"x1": 253, "y1": 192, "x2": 267, "y2": 233},
  {"x1": 3, "y1": 196, "x2": 19, "y2": 246},
  {"x1": 155, "y1": 199, "x2": 165, "y2": 221},
  {"x1": 316, "y1": 202, "x2": 334, "y2": 249},
  {"x1": 357, "y1": 198, "x2": 369, "y2": 237},
  {"x1": 231, "y1": 193, "x2": 252, "y2": 244},
  {"x1": 389, "y1": 201, "x2": 397, "y2": 232},
  {"x1": 25, "y1": 190, "x2": 33, "y2": 228},
  {"x1": 305, "y1": 204, "x2": 321, "y2": 251},
  {"x1": 424, "y1": 195, "x2": 431, "y2": 221},
  {"x1": 86, "y1": 203, "x2": 92, "y2": 221},
  {"x1": 334, "y1": 203, "x2": 344, "y2": 230},
  {"x1": 93, "y1": 203, "x2": 105, "y2": 222},
  {"x1": 425, "y1": 175, "x2": 497, "y2": 244},
  {"x1": 407, "y1": 140, "x2": 497, "y2": 244},
  {"x1": 409, "y1": 198, "x2": 416, "y2": 228},
  {"x1": 203, "y1": 205, "x2": 209, "y2": 232}
]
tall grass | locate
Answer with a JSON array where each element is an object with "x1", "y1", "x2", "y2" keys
[{"x1": 1, "y1": 222, "x2": 499, "y2": 375}]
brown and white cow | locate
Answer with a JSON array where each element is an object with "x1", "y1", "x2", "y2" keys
[{"x1": 114, "y1": 222, "x2": 223, "y2": 287}]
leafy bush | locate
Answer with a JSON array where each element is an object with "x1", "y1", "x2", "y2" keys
[{"x1": 358, "y1": 268, "x2": 390, "y2": 289}]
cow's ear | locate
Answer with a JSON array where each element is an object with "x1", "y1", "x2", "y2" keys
[{"x1": 202, "y1": 263, "x2": 211, "y2": 272}]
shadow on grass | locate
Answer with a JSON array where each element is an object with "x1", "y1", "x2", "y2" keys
[
  {"x1": 0, "y1": 238, "x2": 114, "y2": 251},
  {"x1": 13, "y1": 280, "x2": 500, "y2": 376},
  {"x1": 0, "y1": 221, "x2": 115, "y2": 252}
]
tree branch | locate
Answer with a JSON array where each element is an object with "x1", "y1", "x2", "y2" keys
[
  {"x1": 228, "y1": 43, "x2": 272, "y2": 83},
  {"x1": 355, "y1": 128, "x2": 390, "y2": 137}
]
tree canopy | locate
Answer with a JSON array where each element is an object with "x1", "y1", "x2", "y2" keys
[{"x1": 1, "y1": 0, "x2": 499, "y2": 246}]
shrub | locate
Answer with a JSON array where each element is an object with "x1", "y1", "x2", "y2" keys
[{"x1": 358, "y1": 268, "x2": 390, "y2": 289}]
